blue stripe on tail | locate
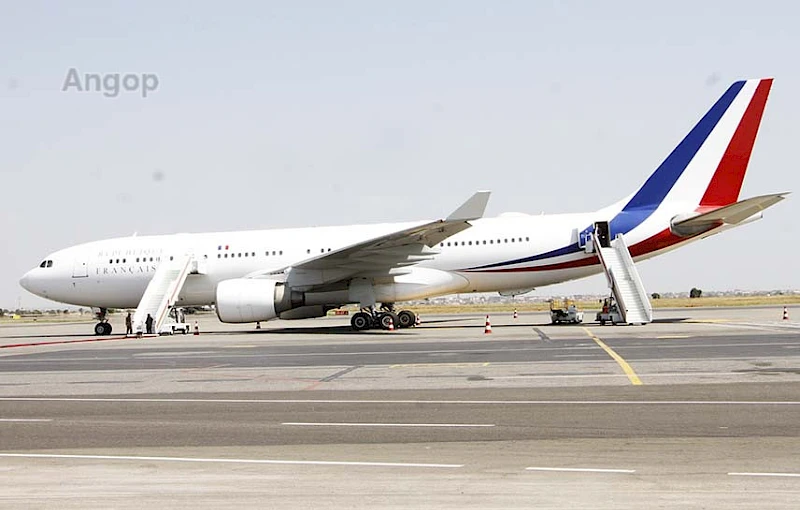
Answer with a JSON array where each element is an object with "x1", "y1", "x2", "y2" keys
[{"x1": 620, "y1": 80, "x2": 746, "y2": 213}]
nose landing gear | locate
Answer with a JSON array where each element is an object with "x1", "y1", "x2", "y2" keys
[{"x1": 93, "y1": 307, "x2": 112, "y2": 335}]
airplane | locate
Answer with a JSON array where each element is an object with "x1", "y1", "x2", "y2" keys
[{"x1": 20, "y1": 78, "x2": 787, "y2": 334}]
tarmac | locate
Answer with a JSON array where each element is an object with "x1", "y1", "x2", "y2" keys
[{"x1": 1, "y1": 307, "x2": 799, "y2": 508}]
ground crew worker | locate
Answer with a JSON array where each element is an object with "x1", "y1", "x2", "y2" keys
[
  {"x1": 145, "y1": 314, "x2": 154, "y2": 334},
  {"x1": 125, "y1": 312, "x2": 133, "y2": 335}
]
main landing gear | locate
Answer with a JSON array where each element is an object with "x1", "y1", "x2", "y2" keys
[
  {"x1": 93, "y1": 307, "x2": 112, "y2": 336},
  {"x1": 350, "y1": 304, "x2": 418, "y2": 331}
]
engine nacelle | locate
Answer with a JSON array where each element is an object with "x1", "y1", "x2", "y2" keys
[{"x1": 216, "y1": 278, "x2": 299, "y2": 323}]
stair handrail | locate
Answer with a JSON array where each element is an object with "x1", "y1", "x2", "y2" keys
[
  {"x1": 612, "y1": 234, "x2": 653, "y2": 322},
  {"x1": 593, "y1": 231, "x2": 630, "y2": 323}
]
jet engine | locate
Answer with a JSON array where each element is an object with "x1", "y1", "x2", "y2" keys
[{"x1": 215, "y1": 279, "x2": 301, "y2": 323}]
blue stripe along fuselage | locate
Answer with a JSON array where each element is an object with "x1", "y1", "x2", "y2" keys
[{"x1": 466, "y1": 81, "x2": 746, "y2": 271}]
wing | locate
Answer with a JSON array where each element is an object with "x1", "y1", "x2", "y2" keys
[{"x1": 248, "y1": 191, "x2": 490, "y2": 289}]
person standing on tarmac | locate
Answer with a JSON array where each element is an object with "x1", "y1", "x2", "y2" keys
[
  {"x1": 145, "y1": 314, "x2": 154, "y2": 334},
  {"x1": 125, "y1": 312, "x2": 133, "y2": 335}
]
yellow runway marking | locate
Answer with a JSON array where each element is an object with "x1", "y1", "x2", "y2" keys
[{"x1": 582, "y1": 328, "x2": 642, "y2": 385}]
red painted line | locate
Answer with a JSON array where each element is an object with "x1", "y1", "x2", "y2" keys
[{"x1": 0, "y1": 335, "x2": 152, "y2": 349}]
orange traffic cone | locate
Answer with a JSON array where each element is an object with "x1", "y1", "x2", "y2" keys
[
  {"x1": 513, "y1": 309, "x2": 518, "y2": 319},
  {"x1": 783, "y1": 307, "x2": 789, "y2": 321},
  {"x1": 484, "y1": 315, "x2": 492, "y2": 334},
  {"x1": 388, "y1": 317, "x2": 395, "y2": 331},
  {"x1": 193, "y1": 321, "x2": 199, "y2": 335}
]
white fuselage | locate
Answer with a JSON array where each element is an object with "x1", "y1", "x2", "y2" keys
[{"x1": 19, "y1": 208, "x2": 707, "y2": 310}]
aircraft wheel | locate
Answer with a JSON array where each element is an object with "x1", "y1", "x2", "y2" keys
[
  {"x1": 94, "y1": 323, "x2": 106, "y2": 335},
  {"x1": 397, "y1": 310, "x2": 416, "y2": 328},
  {"x1": 378, "y1": 312, "x2": 399, "y2": 330},
  {"x1": 351, "y1": 312, "x2": 372, "y2": 331}
]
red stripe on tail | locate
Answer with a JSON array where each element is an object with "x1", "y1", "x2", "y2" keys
[{"x1": 700, "y1": 79, "x2": 773, "y2": 207}]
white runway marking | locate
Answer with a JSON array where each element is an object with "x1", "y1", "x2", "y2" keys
[
  {"x1": 0, "y1": 453, "x2": 462, "y2": 469},
  {"x1": 728, "y1": 472, "x2": 800, "y2": 478},
  {"x1": 1, "y1": 397, "x2": 798, "y2": 405},
  {"x1": 0, "y1": 418, "x2": 52, "y2": 422},
  {"x1": 283, "y1": 422, "x2": 495, "y2": 428},
  {"x1": 133, "y1": 351, "x2": 218, "y2": 357},
  {"x1": 526, "y1": 467, "x2": 635, "y2": 474}
]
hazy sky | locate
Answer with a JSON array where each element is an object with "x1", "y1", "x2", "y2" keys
[{"x1": 2, "y1": 1, "x2": 799, "y2": 309}]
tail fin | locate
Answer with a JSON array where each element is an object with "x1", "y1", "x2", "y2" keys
[{"x1": 624, "y1": 78, "x2": 772, "y2": 212}]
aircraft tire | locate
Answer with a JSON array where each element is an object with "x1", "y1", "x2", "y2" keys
[
  {"x1": 397, "y1": 310, "x2": 416, "y2": 328},
  {"x1": 351, "y1": 312, "x2": 372, "y2": 331},
  {"x1": 378, "y1": 312, "x2": 399, "y2": 330},
  {"x1": 94, "y1": 323, "x2": 106, "y2": 335}
]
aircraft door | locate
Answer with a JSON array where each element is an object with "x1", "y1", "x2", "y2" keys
[
  {"x1": 594, "y1": 221, "x2": 611, "y2": 248},
  {"x1": 72, "y1": 256, "x2": 89, "y2": 278}
]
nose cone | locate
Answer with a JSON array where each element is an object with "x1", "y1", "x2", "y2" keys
[{"x1": 19, "y1": 270, "x2": 33, "y2": 293}]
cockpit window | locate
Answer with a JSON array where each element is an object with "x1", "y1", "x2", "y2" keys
[
  {"x1": 46, "y1": 260, "x2": 53, "y2": 268},
  {"x1": 39, "y1": 261, "x2": 47, "y2": 268}
]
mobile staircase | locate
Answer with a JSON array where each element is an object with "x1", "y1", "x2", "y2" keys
[
  {"x1": 593, "y1": 231, "x2": 652, "y2": 325},
  {"x1": 132, "y1": 253, "x2": 193, "y2": 335}
]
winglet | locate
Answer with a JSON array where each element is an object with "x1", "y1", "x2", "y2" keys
[{"x1": 446, "y1": 191, "x2": 491, "y2": 221}]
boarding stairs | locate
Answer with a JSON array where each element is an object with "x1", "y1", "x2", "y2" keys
[
  {"x1": 132, "y1": 253, "x2": 193, "y2": 335},
  {"x1": 594, "y1": 233, "x2": 652, "y2": 325}
]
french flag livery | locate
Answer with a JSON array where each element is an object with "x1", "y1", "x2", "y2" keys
[
  {"x1": 19, "y1": 79, "x2": 788, "y2": 334},
  {"x1": 462, "y1": 78, "x2": 779, "y2": 277}
]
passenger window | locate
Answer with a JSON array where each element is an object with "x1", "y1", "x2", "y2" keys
[{"x1": 279, "y1": 250, "x2": 283, "y2": 255}]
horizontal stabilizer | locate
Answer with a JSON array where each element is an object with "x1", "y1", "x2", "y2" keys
[
  {"x1": 671, "y1": 192, "x2": 788, "y2": 236},
  {"x1": 446, "y1": 191, "x2": 491, "y2": 221}
]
